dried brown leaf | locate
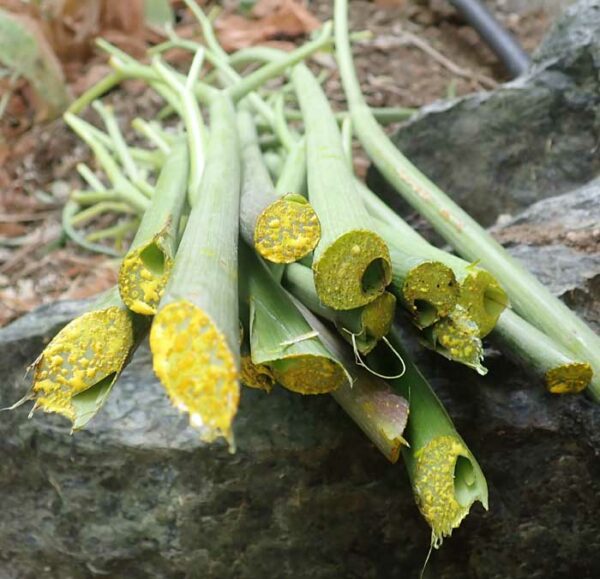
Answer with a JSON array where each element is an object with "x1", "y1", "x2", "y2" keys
[{"x1": 215, "y1": 0, "x2": 320, "y2": 52}]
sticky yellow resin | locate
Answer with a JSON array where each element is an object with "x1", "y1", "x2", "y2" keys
[
  {"x1": 433, "y1": 307, "x2": 485, "y2": 373},
  {"x1": 150, "y1": 300, "x2": 239, "y2": 446},
  {"x1": 241, "y1": 355, "x2": 275, "y2": 392},
  {"x1": 545, "y1": 362, "x2": 593, "y2": 394},
  {"x1": 32, "y1": 306, "x2": 133, "y2": 421},
  {"x1": 272, "y1": 354, "x2": 348, "y2": 394},
  {"x1": 255, "y1": 194, "x2": 321, "y2": 264}
]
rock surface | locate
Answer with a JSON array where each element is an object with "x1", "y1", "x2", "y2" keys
[
  {"x1": 369, "y1": 0, "x2": 600, "y2": 225},
  {"x1": 0, "y1": 180, "x2": 599, "y2": 578}
]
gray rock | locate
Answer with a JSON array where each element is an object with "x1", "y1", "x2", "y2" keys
[
  {"x1": 369, "y1": 0, "x2": 600, "y2": 225},
  {"x1": 0, "y1": 180, "x2": 599, "y2": 578}
]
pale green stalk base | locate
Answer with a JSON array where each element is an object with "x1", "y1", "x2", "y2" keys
[
  {"x1": 292, "y1": 63, "x2": 391, "y2": 310},
  {"x1": 150, "y1": 96, "x2": 241, "y2": 448}
]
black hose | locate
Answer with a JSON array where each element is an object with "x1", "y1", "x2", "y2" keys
[{"x1": 448, "y1": 0, "x2": 531, "y2": 78}]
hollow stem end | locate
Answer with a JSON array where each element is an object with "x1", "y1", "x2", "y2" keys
[
  {"x1": 313, "y1": 230, "x2": 392, "y2": 310},
  {"x1": 241, "y1": 355, "x2": 275, "y2": 393},
  {"x1": 119, "y1": 233, "x2": 173, "y2": 315},
  {"x1": 403, "y1": 261, "x2": 459, "y2": 328},
  {"x1": 414, "y1": 435, "x2": 487, "y2": 547}
]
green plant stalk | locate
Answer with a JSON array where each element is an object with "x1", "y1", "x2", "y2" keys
[
  {"x1": 299, "y1": 305, "x2": 409, "y2": 463},
  {"x1": 118, "y1": 142, "x2": 189, "y2": 315},
  {"x1": 387, "y1": 232, "x2": 460, "y2": 329},
  {"x1": 103, "y1": 22, "x2": 333, "y2": 111},
  {"x1": 238, "y1": 107, "x2": 320, "y2": 264},
  {"x1": 64, "y1": 113, "x2": 150, "y2": 212},
  {"x1": 361, "y1": 185, "x2": 590, "y2": 391},
  {"x1": 69, "y1": 201, "x2": 137, "y2": 226},
  {"x1": 334, "y1": 0, "x2": 600, "y2": 400},
  {"x1": 225, "y1": 29, "x2": 372, "y2": 68},
  {"x1": 240, "y1": 244, "x2": 351, "y2": 395},
  {"x1": 283, "y1": 262, "x2": 396, "y2": 355},
  {"x1": 29, "y1": 287, "x2": 148, "y2": 430},
  {"x1": 86, "y1": 219, "x2": 139, "y2": 244},
  {"x1": 494, "y1": 309, "x2": 592, "y2": 394},
  {"x1": 76, "y1": 163, "x2": 106, "y2": 191},
  {"x1": 165, "y1": 32, "x2": 278, "y2": 133},
  {"x1": 291, "y1": 63, "x2": 391, "y2": 310},
  {"x1": 379, "y1": 325, "x2": 488, "y2": 545},
  {"x1": 149, "y1": 95, "x2": 241, "y2": 449},
  {"x1": 71, "y1": 189, "x2": 120, "y2": 205}
]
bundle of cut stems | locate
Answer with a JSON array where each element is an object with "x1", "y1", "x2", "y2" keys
[
  {"x1": 118, "y1": 142, "x2": 189, "y2": 315},
  {"x1": 150, "y1": 96, "x2": 241, "y2": 448},
  {"x1": 29, "y1": 288, "x2": 147, "y2": 430},
  {"x1": 237, "y1": 108, "x2": 321, "y2": 264},
  {"x1": 356, "y1": 180, "x2": 507, "y2": 339},
  {"x1": 17, "y1": 2, "x2": 597, "y2": 559},
  {"x1": 283, "y1": 262, "x2": 396, "y2": 356},
  {"x1": 292, "y1": 63, "x2": 392, "y2": 310},
  {"x1": 240, "y1": 244, "x2": 351, "y2": 394},
  {"x1": 334, "y1": 0, "x2": 600, "y2": 399},
  {"x1": 362, "y1": 184, "x2": 592, "y2": 392}
]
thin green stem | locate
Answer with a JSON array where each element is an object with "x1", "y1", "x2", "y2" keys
[
  {"x1": 92, "y1": 101, "x2": 139, "y2": 183},
  {"x1": 62, "y1": 200, "x2": 123, "y2": 257},
  {"x1": 131, "y1": 118, "x2": 172, "y2": 154},
  {"x1": 70, "y1": 201, "x2": 137, "y2": 226},
  {"x1": 68, "y1": 71, "x2": 124, "y2": 114},
  {"x1": 86, "y1": 219, "x2": 139, "y2": 242},
  {"x1": 76, "y1": 163, "x2": 106, "y2": 191},
  {"x1": 153, "y1": 56, "x2": 207, "y2": 202},
  {"x1": 64, "y1": 113, "x2": 150, "y2": 212},
  {"x1": 71, "y1": 189, "x2": 120, "y2": 204}
]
